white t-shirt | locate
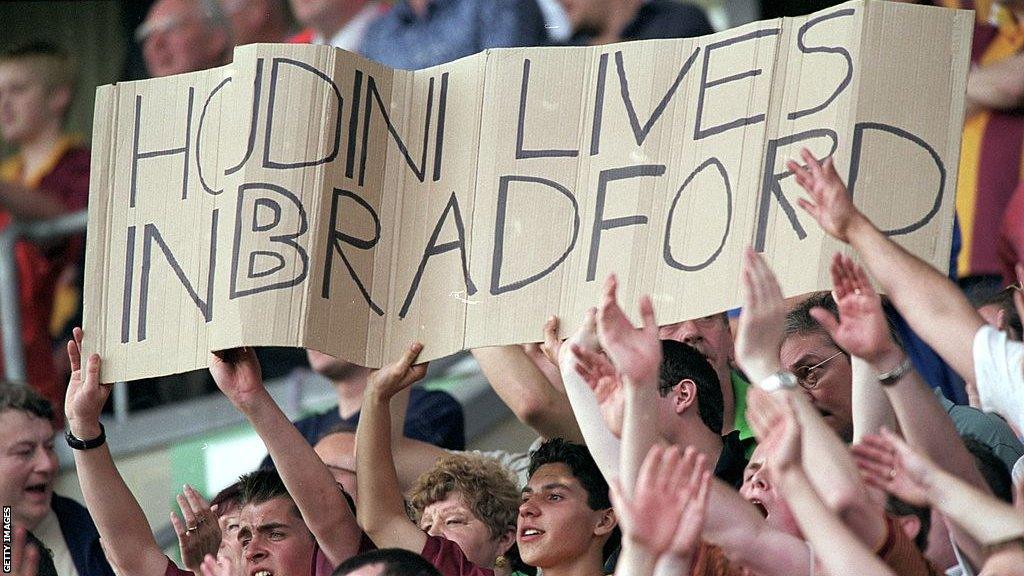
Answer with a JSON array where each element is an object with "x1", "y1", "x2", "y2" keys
[
  {"x1": 34, "y1": 510, "x2": 80, "y2": 576},
  {"x1": 972, "y1": 325, "x2": 1024, "y2": 434}
]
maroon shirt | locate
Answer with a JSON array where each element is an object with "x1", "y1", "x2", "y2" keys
[{"x1": 420, "y1": 535, "x2": 493, "y2": 576}]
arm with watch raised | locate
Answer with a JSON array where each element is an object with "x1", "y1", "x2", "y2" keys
[
  {"x1": 815, "y1": 256, "x2": 992, "y2": 566},
  {"x1": 734, "y1": 248, "x2": 888, "y2": 550},
  {"x1": 64, "y1": 328, "x2": 184, "y2": 576}
]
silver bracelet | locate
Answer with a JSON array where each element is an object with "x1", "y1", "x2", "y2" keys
[{"x1": 877, "y1": 356, "x2": 913, "y2": 386}]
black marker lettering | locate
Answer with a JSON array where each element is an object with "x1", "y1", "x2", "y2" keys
[
  {"x1": 120, "y1": 226, "x2": 136, "y2": 344},
  {"x1": 663, "y1": 158, "x2": 732, "y2": 271},
  {"x1": 130, "y1": 87, "x2": 194, "y2": 208},
  {"x1": 787, "y1": 9, "x2": 854, "y2": 121},
  {"x1": 400, "y1": 192, "x2": 476, "y2": 318},
  {"x1": 848, "y1": 122, "x2": 945, "y2": 236},
  {"x1": 322, "y1": 188, "x2": 384, "y2": 316},
  {"x1": 225, "y1": 58, "x2": 264, "y2": 176},
  {"x1": 359, "y1": 75, "x2": 435, "y2": 186},
  {"x1": 753, "y1": 128, "x2": 838, "y2": 252},
  {"x1": 230, "y1": 183, "x2": 309, "y2": 298},
  {"x1": 491, "y1": 175, "x2": 580, "y2": 295},
  {"x1": 614, "y1": 47, "x2": 701, "y2": 147},
  {"x1": 694, "y1": 28, "x2": 780, "y2": 141},
  {"x1": 263, "y1": 58, "x2": 343, "y2": 170},
  {"x1": 516, "y1": 59, "x2": 579, "y2": 159},
  {"x1": 137, "y1": 211, "x2": 219, "y2": 341},
  {"x1": 197, "y1": 77, "x2": 230, "y2": 195},
  {"x1": 586, "y1": 164, "x2": 666, "y2": 281}
]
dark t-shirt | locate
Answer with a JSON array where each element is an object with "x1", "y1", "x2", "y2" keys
[
  {"x1": 261, "y1": 386, "x2": 464, "y2": 469},
  {"x1": 714, "y1": 431, "x2": 749, "y2": 489},
  {"x1": 568, "y1": 0, "x2": 713, "y2": 44}
]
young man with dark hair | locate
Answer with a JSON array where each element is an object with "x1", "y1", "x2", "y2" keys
[
  {"x1": 659, "y1": 312, "x2": 755, "y2": 455},
  {"x1": 0, "y1": 382, "x2": 113, "y2": 576},
  {"x1": 232, "y1": 469, "x2": 335, "y2": 576},
  {"x1": 0, "y1": 41, "x2": 89, "y2": 419},
  {"x1": 656, "y1": 341, "x2": 747, "y2": 488},
  {"x1": 519, "y1": 438, "x2": 619, "y2": 574},
  {"x1": 333, "y1": 549, "x2": 443, "y2": 576}
]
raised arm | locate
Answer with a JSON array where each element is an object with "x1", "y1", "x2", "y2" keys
[
  {"x1": 610, "y1": 445, "x2": 710, "y2": 576},
  {"x1": 209, "y1": 347, "x2": 361, "y2": 566},
  {"x1": 858, "y1": 429, "x2": 1024, "y2": 547},
  {"x1": 734, "y1": 248, "x2": 887, "y2": 549},
  {"x1": 790, "y1": 149, "x2": 985, "y2": 385},
  {"x1": 472, "y1": 343, "x2": 582, "y2": 442},
  {"x1": 64, "y1": 329, "x2": 169, "y2": 576},
  {"x1": 748, "y1": 391, "x2": 896, "y2": 576},
  {"x1": 818, "y1": 255, "x2": 990, "y2": 492},
  {"x1": 558, "y1": 309, "x2": 623, "y2": 481},
  {"x1": 596, "y1": 274, "x2": 662, "y2": 489},
  {"x1": 355, "y1": 343, "x2": 430, "y2": 552}
]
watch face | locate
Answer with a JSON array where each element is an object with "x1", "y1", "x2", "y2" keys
[{"x1": 761, "y1": 372, "x2": 797, "y2": 391}]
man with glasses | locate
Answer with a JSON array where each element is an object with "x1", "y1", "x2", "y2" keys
[
  {"x1": 136, "y1": 0, "x2": 232, "y2": 78},
  {"x1": 781, "y1": 292, "x2": 1022, "y2": 477},
  {"x1": 781, "y1": 292, "x2": 856, "y2": 442}
]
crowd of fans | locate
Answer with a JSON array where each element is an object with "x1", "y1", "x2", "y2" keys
[{"x1": 2, "y1": 1, "x2": 1024, "y2": 576}]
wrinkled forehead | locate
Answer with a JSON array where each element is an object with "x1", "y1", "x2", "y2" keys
[
  {"x1": 239, "y1": 496, "x2": 304, "y2": 528},
  {"x1": 422, "y1": 493, "x2": 471, "y2": 519},
  {"x1": 780, "y1": 331, "x2": 836, "y2": 369},
  {"x1": 659, "y1": 314, "x2": 729, "y2": 339},
  {"x1": 0, "y1": 410, "x2": 54, "y2": 445}
]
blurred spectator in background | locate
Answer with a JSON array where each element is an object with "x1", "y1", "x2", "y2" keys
[
  {"x1": 536, "y1": 0, "x2": 573, "y2": 43},
  {"x1": 559, "y1": 0, "x2": 713, "y2": 45},
  {"x1": 137, "y1": 0, "x2": 232, "y2": 78},
  {"x1": 359, "y1": 0, "x2": 548, "y2": 70},
  {"x1": 0, "y1": 383, "x2": 114, "y2": 576},
  {"x1": 259, "y1": 348, "x2": 464, "y2": 470},
  {"x1": 220, "y1": 0, "x2": 294, "y2": 46},
  {"x1": 0, "y1": 42, "x2": 89, "y2": 420},
  {"x1": 936, "y1": 0, "x2": 1024, "y2": 300},
  {"x1": 288, "y1": 0, "x2": 386, "y2": 50}
]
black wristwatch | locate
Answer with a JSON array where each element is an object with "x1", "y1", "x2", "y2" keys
[{"x1": 65, "y1": 423, "x2": 106, "y2": 450}]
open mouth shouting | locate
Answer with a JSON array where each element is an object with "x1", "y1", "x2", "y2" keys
[
  {"x1": 749, "y1": 499, "x2": 768, "y2": 519},
  {"x1": 518, "y1": 525, "x2": 546, "y2": 543}
]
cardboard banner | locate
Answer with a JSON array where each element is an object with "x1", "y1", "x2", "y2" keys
[{"x1": 83, "y1": 0, "x2": 972, "y2": 382}]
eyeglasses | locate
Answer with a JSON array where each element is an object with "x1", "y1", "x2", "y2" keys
[{"x1": 792, "y1": 350, "x2": 845, "y2": 390}]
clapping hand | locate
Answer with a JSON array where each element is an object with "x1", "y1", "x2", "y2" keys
[
  {"x1": 610, "y1": 445, "x2": 711, "y2": 560},
  {"x1": 171, "y1": 484, "x2": 221, "y2": 574},
  {"x1": 734, "y1": 248, "x2": 786, "y2": 384},
  {"x1": 747, "y1": 387, "x2": 803, "y2": 476},
  {"x1": 851, "y1": 429, "x2": 937, "y2": 507},
  {"x1": 812, "y1": 254, "x2": 901, "y2": 369},
  {"x1": 788, "y1": 148, "x2": 864, "y2": 243},
  {"x1": 596, "y1": 274, "x2": 661, "y2": 387}
]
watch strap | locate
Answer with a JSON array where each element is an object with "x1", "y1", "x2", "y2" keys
[
  {"x1": 65, "y1": 423, "x2": 106, "y2": 450},
  {"x1": 877, "y1": 357, "x2": 913, "y2": 387}
]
